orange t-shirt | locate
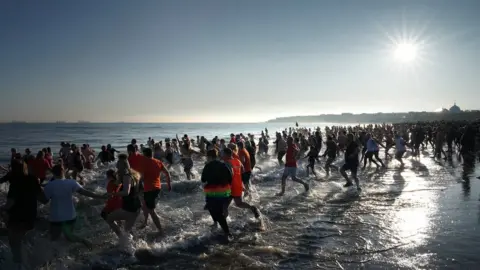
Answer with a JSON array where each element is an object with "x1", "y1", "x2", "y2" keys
[
  {"x1": 225, "y1": 157, "x2": 243, "y2": 197},
  {"x1": 128, "y1": 153, "x2": 145, "y2": 174},
  {"x1": 238, "y1": 148, "x2": 251, "y2": 172},
  {"x1": 143, "y1": 158, "x2": 164, "y2": 192}
]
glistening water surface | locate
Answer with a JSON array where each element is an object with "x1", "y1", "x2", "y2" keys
[{"x1": 0, "y1": 123, "x2": 478, "y2": 269}]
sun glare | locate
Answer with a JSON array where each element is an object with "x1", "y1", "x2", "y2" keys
[{"x1": 394, "y1": 43, "x2": 417, "y2": 63}]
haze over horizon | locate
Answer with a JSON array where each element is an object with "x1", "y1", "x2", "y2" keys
[{"x1": 1, "y1": 0, "x2": 479, "y2": 123}]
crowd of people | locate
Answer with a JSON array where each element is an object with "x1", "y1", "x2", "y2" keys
[{"x1": 0, "y1": 120, "x2": 479, "y2": 268}]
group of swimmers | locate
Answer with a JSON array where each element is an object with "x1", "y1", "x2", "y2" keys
[{"x1": 0, "y1": 119, "x2": 479, "y2": 268}]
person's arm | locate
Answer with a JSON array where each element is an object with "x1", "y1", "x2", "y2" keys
[
  {"x1": 201, "y1": 164, "x2": 209, "y2": 184},
  {"x1": 161, "y1": 165, "x2": 171, "y2": 191},
  {"x1": 112, "y1": 175, "x2": 132, "y2": 197},
  {"x1": 77, "y1": 188, "x2": 107, "y2": 199},
  {"x1": 71, "y1": 180, "x2": 106, "y2": 199},
  {"x1": 0, "y1": 173, "x2": 10, "y2": 184},
  {"x1": 0, "y1": 165, "x2": 8, "y2": 173}
]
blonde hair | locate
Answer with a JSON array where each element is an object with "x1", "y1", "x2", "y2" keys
[
  {"x1": 116, "y1": 154, "x2": 140, "y2": 184},
  {"x1": 228, "y1": 143, "x2": 238, "y2": 154}
]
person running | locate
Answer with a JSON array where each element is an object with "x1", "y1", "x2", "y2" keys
[
  {"x1": 138, "y1": 148, "x2": 171, "y2": 233},
  {"x1": 274, "y1": 133, "x2": 287, "y2": 166},
  {"x1": 340, "y1": 133, "x2": 361, "y2": 191},
  {"x1": 29, "y1": 150, "x2": 52, "y2": 184},
  {"x1": 96, "y1": 145, "x2": 112, "y2": 165},
  {"x1": 0, "y1": 159, "x2": 48, "y2": 267},
  {"x1": 277, "y1": 137, "x2": 310, "y2": 196},
  {"x1": 322, "y1": 135, "x2": 338, "y2": 176},
  {"x1": 305, "y1": 145, "x2": 318, "y2": 177},
  {"x1": 43, "y1": 164, "x2": 107, "y2": 248},
  {"x1": 105, "y1": 155, "x2": 143, "y2": 238},
  {"x1": 362, "y1": 134, "x2": 386, "y2": 169},
  {"x1": 177, "y1": 134, "x2": 199, "y2": 180},
  {"x1": 223, "y1": 148, "x2": 261, "y2": 221},
  {"x1": 237, "y1": 142, "x2": 252, "y2": 196},
  {"x1": 101, "y1": 169, "x2": 123, "y2": 221},
  {"x1": 394, "y1": 134, "x2": 407, "y2": 166},
  {"x1": 201, "y1": 149, "x2": 234, "y2": 241},
  {"x1": 106, "y1": 144, "x2": 119, "y2": 162},
  {"x1": 127, "y1": 144, "x2": 145, "y2": 174}
]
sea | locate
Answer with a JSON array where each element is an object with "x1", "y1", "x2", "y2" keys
[{"x1": 0, "y1": 122, "x2": 479, "y2": 270}]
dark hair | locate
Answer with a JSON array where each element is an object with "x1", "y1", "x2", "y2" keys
[
  {"x1": 127, "y1": 144, "x2": 135, "y2": 153},
  {"x1": 106, "y1": 169, "x2": 116, "y2": 179},
  {"x1": 118, "y1": 153, "x2": 128, "y2": 160},
  {"x1": 51, "y1": 164, "x2": 64, "y2": 177},
  {"x1": 223, "y1": 147, "x2": 233, "y2": 156},
  {"x1": 10, "y1": 159, "x2": 28, "y2": 177},
  {"x1": 144, "y1": 148, "x2": 153, "y2": 158},
  {"x1": 207, "y1": 149, "x2": 218, "y2": 159},
  {"x1": 237, "y1": 141, "x2": 244, "y2": 148}
]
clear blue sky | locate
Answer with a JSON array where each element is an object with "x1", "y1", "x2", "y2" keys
[{"x1": 1, "y1": 0, "x2": 479, "y2": 123}]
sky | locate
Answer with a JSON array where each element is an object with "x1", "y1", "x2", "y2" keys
[{"x1": 0, "y1": 0, "x2": 479, "y2": 123}]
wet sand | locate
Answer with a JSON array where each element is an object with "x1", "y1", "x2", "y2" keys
[{"x1": 1, "y1": 149, "x2": 479, "y2": 269}]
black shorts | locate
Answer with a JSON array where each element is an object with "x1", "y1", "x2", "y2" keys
[
  {"x1": 50, "y1": 218, "x2": 76, "y2": 240},
  {"x1": 367, "y1": 150, "x2": 380, "y2": 158},
  {"x1": 144, "y1": 189, "x2": 161, "y2": 209},
  {"x1": 182, "y1": 158, "x2": 193, "y2": 171},
  {"x1": 342, "y1": 162, "x2": 358, "y2": 175},
  {"x1": 277, "y1": 151, "x2": 286, "y2": 161},
  {"x1": 395, "y1": 151, "x2": 405, "y2": 159}
]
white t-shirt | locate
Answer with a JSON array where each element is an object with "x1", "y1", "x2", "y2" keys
[{"x1": 44, "y1": 179, "x2": 82, "y2": 222}]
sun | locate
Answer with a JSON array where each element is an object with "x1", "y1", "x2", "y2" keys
[{"x1": 394, "y1": 43, "x2": 418, "y2": 63}]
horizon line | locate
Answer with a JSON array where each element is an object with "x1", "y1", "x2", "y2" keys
[{"x1": 0, "y1": 121, "x2": 266, "y2": 124}]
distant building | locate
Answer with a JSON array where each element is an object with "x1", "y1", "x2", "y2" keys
[{"x1": 449, "y1": 102, "x2": 462, "y2": 113}]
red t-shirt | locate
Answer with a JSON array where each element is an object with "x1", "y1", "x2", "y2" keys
[
  {"x1": 128, "y1": 153, "x2": 145, "y2": 174},
  {"x1": 45, "y1": 153, "x2": 54, "y2": 168},
  {"x1": 285, "y1": 145, "x2": 298, "y2": 168},
  {"x1": 230, "y1": 137, "x2": 236, "y2": 144},
  {"x1": 143, "y1": 158, "x2": 164, "y2": 192},
  {"x1": 30, "y1": 158, "x2": 52, "y2": 179},
  {"x1": 104, "y1": 181, "x2": 122, "y2": 212}
]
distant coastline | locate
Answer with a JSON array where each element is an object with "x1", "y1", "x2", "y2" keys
[{"x1": 267, "y1": 110, "x2": 480, "y2": 123}]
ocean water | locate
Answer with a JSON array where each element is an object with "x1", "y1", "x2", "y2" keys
[{"x1": 0, "y1": 122, "x2": 479, "y2": 270}]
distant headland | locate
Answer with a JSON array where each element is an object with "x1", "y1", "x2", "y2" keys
[{"x1": 268, "y1": 103, "x2": 480, "y2": 123}]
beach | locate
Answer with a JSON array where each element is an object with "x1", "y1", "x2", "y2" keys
[{"x1": 0, "y1": 123, "x2": 479, "y2": 269}]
